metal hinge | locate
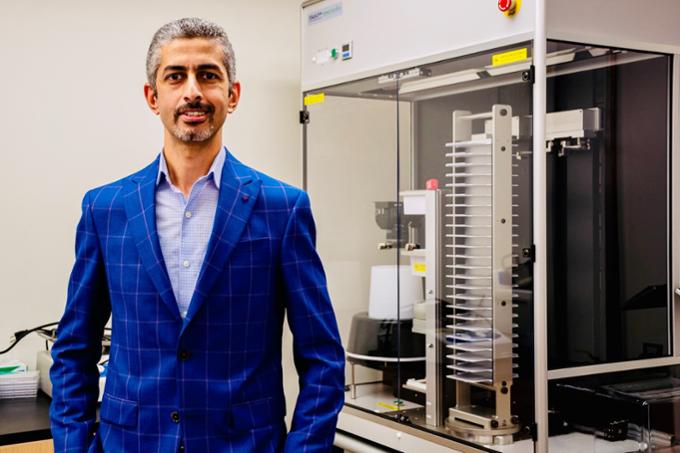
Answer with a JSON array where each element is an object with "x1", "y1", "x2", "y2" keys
[
  {"x1": 522, "y1": 65, "x2": 535, "y2": 84},
  {"x1": 299, "y1": 110, "x2": 310, "y2": 125}
]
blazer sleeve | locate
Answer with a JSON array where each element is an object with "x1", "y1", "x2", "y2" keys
[
  {"x1": 50, "y1": 191, "x2": 111, "y2": 453},
  {"x1": 281, "y1": 190, "x2": 345, "y2": 452}
]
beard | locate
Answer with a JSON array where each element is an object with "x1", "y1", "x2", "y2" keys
[
  {"x1": 170, "y1": 121, "x2": 216, "y2": 143},
  {"x1": 171, "y1": 101, "x2": 217, "y2": 143}
]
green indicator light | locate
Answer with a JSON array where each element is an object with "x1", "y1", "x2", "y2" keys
[{"x1": 330, "y1": 48, "x2": 338, "y2": 59}]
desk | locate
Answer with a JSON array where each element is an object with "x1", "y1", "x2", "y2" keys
[
  {"x1": 0, "y1": 392, "x2": 103, "y2": 452},
  {"x1": 0, "y1": 392, "x2": 52, "y2": 452}
]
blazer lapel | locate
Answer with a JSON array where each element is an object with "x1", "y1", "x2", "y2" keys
[
  {"x1": 123, "y1": 157, "x2": 180, "y2": 319},
  {"x1": 183, "y1": 152, "x2": 262, "y2": 326}
]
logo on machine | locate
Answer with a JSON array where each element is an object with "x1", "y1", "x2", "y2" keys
[{"x1": 308, "y1": 2, "x2": 343, "y2": 25}]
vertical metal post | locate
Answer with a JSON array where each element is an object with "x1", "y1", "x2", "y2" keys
[
  {"x1": 491, "y1": 105, "x2": 514, "y2": 422},
  {"x1": 533, "y1": 0, "x2": 549, "y2": 451},
  {"x1": 351, "y1": 361, "x2": 357, "y2": 400},
  {"x1": 671, "y1": 54, "x2": 680, "y2": 357},
  {"x1": 424, "y1": 190, "x2": 442, "y2": 426}
]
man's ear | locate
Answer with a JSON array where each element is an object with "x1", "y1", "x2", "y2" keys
[
  {"x1": 227, "y1": 81, "x2": 241, "y2": 113},
  {"x1": 144, "y1": 83, "x2": 160, "y2": 115}
]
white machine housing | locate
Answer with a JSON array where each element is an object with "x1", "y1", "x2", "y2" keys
[
  {"x1": 301, "y1": 0, "x2": 680, "y2": 91},
  {"x1": 302, "y1": 1, "x2": 680, "y2": 451}
]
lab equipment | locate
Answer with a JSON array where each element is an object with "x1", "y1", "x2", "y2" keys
[
  {"x1": 36, "y1": 350, "x2": 108, "y2": 403},
  {"x1": 0, "y1": 361, "x2": 38, "y2": 400},
  {"x1": 34, "y1": 325, "x2": 109, "y2": 402},
  {"x1": 0, "y1": 322, "x2": 110, "y2": 402},
  {"x1": 346, "y1": 264, "x2": 425, "y2": 402},
  {"x1": 368, "y1": 265, "x2": 422, "y2": 320},
  {"x1": 302, "y1": 1, "x2": 680, "y2": 451}
]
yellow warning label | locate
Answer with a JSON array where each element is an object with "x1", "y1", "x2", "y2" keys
[
  {"x1": 492, "y1": 48, "x2": 528, "y2": 67},
  {"x1": 413, "y1": 262, "x2": 427, "y2": 273},
  {"x1": 377, "y1": 401, "x2": 400, "y2": 411},
  {"x1": 303, "y1": 92, "x2": 325, "y2": 106}
]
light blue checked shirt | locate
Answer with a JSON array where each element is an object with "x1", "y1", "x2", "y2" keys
[{"x1": 156, "y1": 147, "x2": 225, "y2": 318}]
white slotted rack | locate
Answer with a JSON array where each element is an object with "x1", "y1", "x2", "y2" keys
[{"x1": 445, "y1": 107, "x2": 517, "y2": 389}]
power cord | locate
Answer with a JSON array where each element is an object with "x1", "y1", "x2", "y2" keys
[
  {"x1": 0, "y1": 323, "x2": 113, "y2": 355},
  {"x1": 0, "y1": 322, "x2": 60, "y2": 355}
]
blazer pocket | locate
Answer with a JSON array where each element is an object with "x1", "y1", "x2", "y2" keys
[
  {"x1": 100, "y1": 394, "x2": 138, "y2": 428},
  {"x1": 230, "y1": 396, "x2": 285, "y2": 430}
]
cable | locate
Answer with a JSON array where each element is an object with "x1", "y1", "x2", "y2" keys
[
  {"x1": 0, "y1": 322, "x2": 60, "y2": 355},
  {"x1": 0, "y1": 322, "x2": 113, "y2": 355}
]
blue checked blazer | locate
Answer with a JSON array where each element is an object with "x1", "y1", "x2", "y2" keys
[{"x1": 50, "y1": 152, "x2": 345, "y2": 453}]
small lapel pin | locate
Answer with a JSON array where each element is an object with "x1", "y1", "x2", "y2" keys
[{"x1": 241, "y1": 194, "x2": 250, "y2": 202}]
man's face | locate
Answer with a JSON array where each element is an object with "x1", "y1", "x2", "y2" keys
[{"x1": 144, "y1": 38, "x2": 240, "y2": 144}]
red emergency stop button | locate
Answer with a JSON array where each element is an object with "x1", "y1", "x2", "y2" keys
[{"x1": 498, "y1": 0, "x2": 516, "y2": 13}]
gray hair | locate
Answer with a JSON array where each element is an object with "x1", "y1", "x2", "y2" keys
[{"x1": 146, "y1": 17, "x2": 236, "y2": 92}]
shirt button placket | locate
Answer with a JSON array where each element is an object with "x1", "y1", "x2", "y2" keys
[{"x1": 178, "y1": 200, "x2": 190, "y2": 316}]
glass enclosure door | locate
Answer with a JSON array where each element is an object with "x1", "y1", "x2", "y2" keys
[
  {"x1": 545, "y1": 42, "x2": 673, "y2": 452},
  {"x1": 544, "y1": 42, "x2": 671, "y2": 369},
  {"x1": 305, "y1": 42, "x2": 536, "y2": 452},
  {"x1": 304, "y1": 80, "x2": 414, "y2": 424}
]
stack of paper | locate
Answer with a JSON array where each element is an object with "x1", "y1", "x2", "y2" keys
[{"x1": 0, "y1": 361, "x2": 39, "y2": 399}]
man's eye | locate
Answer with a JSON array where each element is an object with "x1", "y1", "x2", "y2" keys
[
  {"x1": 202, "y1": 72, "x2": 219, "y2": 80},
  {"x1": 166, "y1": 73, "x2": 183, "y2": 81}
]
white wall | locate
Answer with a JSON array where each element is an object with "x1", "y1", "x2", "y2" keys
[{"x1": 0, "y1": 0, "x2": 304, "y2": 418}]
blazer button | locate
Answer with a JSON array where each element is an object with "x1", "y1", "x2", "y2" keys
[
  {"x1": 171, "y1": 411, "x2": 180, "y2": 423},
  {"x1": 179, "y1": 350, "x2": 190, "y2": 360}
]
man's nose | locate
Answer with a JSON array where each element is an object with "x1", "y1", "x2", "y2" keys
[{"x1": 183, "y1": 74, "x2": 203, "y2": 102}]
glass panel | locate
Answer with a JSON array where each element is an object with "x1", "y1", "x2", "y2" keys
[
  {"x1": 545, "y1": 43, "x2": 671, "y2": 369},
  {"x1": 306, "y1": 42, "x2": 535, "y2": 451},
  {"x1": 545, "y1": 41, "x2": 673, "y2": 452},
  {"x1": 304, "y1": 74, "x2": 410, "y2": 424}
]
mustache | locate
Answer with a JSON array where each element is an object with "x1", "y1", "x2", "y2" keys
[{"x1": 174, "y1": 102, "x2": 214, "y2": 119}]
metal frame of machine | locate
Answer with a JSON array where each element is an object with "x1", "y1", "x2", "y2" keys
[{"x1": 301, "y1": 1, "x2": 680, "y2": 451}]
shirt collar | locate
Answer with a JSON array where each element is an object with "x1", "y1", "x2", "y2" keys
[{"x1": 156, "y1": 147, "x2": 226, "y2": 189}]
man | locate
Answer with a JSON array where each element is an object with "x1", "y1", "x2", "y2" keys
[{"x1": 50, "y1": 17, "x2": 345, "y2": 453}]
